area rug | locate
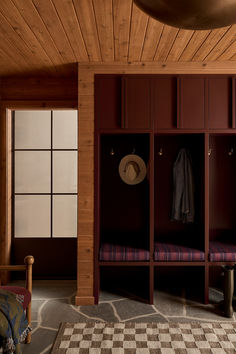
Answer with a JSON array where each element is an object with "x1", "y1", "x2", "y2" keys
[{"x1": 51, "y1": 321, "x2": 236, "y2": 353}]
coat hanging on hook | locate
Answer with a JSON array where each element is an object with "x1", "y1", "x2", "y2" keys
[{"x1": 171, "y1": 148, "x2": 195, "y2": 223}]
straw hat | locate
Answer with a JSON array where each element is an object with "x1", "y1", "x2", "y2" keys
[{"x1": 119, "y1": 154, "x2": 147, "y2": 185}]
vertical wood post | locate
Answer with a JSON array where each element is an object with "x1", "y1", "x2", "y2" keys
[{"x1": 25, "y1": 255, "x2": 34, "y2": 344}]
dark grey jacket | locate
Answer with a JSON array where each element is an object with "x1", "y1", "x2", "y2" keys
[{"x1": 171, "y1": 148, "x2": 194, "y2": 223}]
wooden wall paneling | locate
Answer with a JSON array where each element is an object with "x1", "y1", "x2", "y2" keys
[
  {"x1": 0, "y1": 1, "x2": 235, "y2": 77},
  {"x1": 167, "y1": 29, "x2": 194, "y2": 61},
  {"x1": 73, "y1": 0, "x2": 101, "y2": 61},
  {"x1": 10, "y1": 0, "x2": 69, "y2": 71},
  {"x1": 0, "y1": 0, "x2": 56, "y2": 75},
  {"x1": 51, "y1": 0, "x2": 88, "y2": 61},
  {"x1": 113, "y1": 0, "x2": 132, "y2": 61},
  {"x1": 95, "y1": 76, "x2": 121, "y2": 130},
  {"x1": 153, "y1": 77, "x2": 177, "y2": 130},
  {"x1": 93, "y1": 0, "x2": 114, "y2": 62},
  {"x1": 128, "y1": 4, "x2": 149, "y2": 61},
  {"x1": 0, "y1": 21, "x2": 36, "y2": 74},
  {"x1": 205, "y1": 25, "x2": 236, "y2": 61},
  {"x1": 0, "y1": 49, "x2": 22, "y2": 76},
  {"x1": 31, "y1": 0, "x2": 76, "y2": 63},
  {"x1": 76, "y1": 67, "x2": 95, "y2": 305},
  {"x1": 1, "y1": 77, "x2": 78, "y2": 101},
  {"x1": 179, "y1": 77, "x2": 205, "y2": 129},
  {"x1": 141, "y1": 18, "x2": 163, "y2": 61},
  {"x1": 192, "y1": 27, "x2": 230, "y2": 61},
  {"x1": 122, "y1": 77, "x2": 151, "y2": 129},
  {"x1": 154, "y1": 25, "x2": 179, "y2": 61},
  {"x1": 179, "y1": 31, "x2": 211, "y2": 61},
  {"x1": 208, "y1": 77, "x2": 232, "y2": 129},
  {"x1": 231, "y1": 53, "x2": 236, "y2": 60},
  {"x1": 217, "y1": 40, "x2": 236, "y2": 61}
]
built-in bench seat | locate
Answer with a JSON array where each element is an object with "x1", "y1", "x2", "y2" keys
[
  {"x1": 99, "y1": 243, "x2": 150, "y2": 261},
  {"x1": 154, "y1": 242, "x2": 205, "y2": 261},
  {"x1": 99, "y1": 241, "x2": 236, "y2": 262},
  {"x1": 209, "y1": 241, "x2": 236, "y2": 262}
]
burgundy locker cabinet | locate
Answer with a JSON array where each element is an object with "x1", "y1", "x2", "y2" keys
[
  {"x1": 178, "y1": 77, "x2": 205, "y2": 129},
  {"x1": 95, "y1": 75, "x2": 122, "y2": 130},
  {"x1": 153, "y1": 77, "x2": 177, "y2": 130},
  {"x1": 122, "y1": 77, "x2": 151, "y2": 130},
  {"x1": 94, "y1": 74, "x2": 236, "y2": 307},
  {"x1": 208, "y1": 77, "x2": 232, "y2": 129}
]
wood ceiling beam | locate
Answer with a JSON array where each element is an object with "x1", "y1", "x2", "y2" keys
[{"x1": 79, "y1": 61, "x2": 236, "y2": 74}]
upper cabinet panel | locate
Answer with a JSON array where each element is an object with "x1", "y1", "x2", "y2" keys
[
  {"x1": 179, "y1": 77, "x2": 205, "y2": 129},
  {"x1": 95, "y1": 75, "x2": 235, "y2": 132},
  {"x1": 95, "y1": 76, "x2": 121, "y2": 130},
  {"x1": 122, "y1": 77, "x2": 151, "y2": 130},
  {"x1": 208, "y1": 77, "x2": 232, "y2": 129},
  {"x1": 153, "y1": 77, "x2": 177, "y2": 130}
]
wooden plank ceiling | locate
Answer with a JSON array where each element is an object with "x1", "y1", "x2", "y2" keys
[{"x1": 0, "y1": 0, "x2": 235, "y2": 77}]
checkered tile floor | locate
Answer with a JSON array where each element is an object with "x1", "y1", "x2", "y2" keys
[{"x1": 51, "y1": 322, "x2": 236, "y2": 353}]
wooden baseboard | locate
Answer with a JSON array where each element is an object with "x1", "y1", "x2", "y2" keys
[{"x1": 75, "y1": 296, "x2": 95, "y2": 306}]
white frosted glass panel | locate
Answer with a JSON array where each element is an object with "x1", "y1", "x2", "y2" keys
[
  {"x1": 15, "y1": 151, "x2": 50, "y2": 193},
  {"x1": 15, "y1": 195, "x2": 50, "y2": 238},
  {"x1": 15, "y1": 110, "x2": 51, "y2": 149},
  {"x1": 53, "y1": 151, "x2": 77, "y2": 193},
  {"x1": 53, "y1": 110, "x2": 77, "y2": 149},
  {"x1": 53, "y1": 195, "x2": 77, "y2": 237}
]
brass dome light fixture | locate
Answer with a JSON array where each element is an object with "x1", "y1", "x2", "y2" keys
[{"x1": 134, "y1": 0, "x2": 236, "y2": 30}]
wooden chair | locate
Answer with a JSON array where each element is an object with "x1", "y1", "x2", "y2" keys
[{"x1": 0, "y1": 255, "x2": 34, "y2": 344}]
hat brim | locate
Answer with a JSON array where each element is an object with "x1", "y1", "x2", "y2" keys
[{"x1": 119, "y1": 154, "x2": 147, "y2": 185}]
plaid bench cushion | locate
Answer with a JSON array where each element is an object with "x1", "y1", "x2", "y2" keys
[
  {"x1": 154, "y1": 242, "x2": 205, "y2": 261},
  {"x1": 209, "y1": 241, "x2": 236, "y2": 262},
  {"x1": 99, "y1": 243, "x2": 150, "y2": 261}
]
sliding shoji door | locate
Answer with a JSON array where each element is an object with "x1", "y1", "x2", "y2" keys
[{"x1": 12, "y1": 110, "x2": 78, "y2": 278}]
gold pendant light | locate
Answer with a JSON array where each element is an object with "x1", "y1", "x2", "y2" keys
[{"x1": 134, "y1": 0, "x2": 236, "y2": 29}]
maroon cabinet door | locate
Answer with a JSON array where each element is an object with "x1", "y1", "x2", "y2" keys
[
  {"x1": 208, "y1": 77, "x2": 232, "y2": 129},
  {"x1": 95, "y1": 76, "x2": 121, "y2": 130},
  {"x1": 153, "y1": 77, "x2": 177, "y2": 130},
  {"x1": 179, "y1": 77, "x2": 205, "y2": 129},
  {"x1": 122, "y1": 78, "x2": 151, "y2": 129}
]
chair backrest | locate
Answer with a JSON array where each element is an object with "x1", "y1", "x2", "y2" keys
[
  {"x1": 0, "y1": 255, "x2": 34, "y2": 294},
  {"x1": 0, "y1": 256, "x2": 34, "y2": 344}
]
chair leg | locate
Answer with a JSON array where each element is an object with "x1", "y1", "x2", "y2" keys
[
  {"x1": 25, "y1": 332, "x2": 31, "y2": 344},
  {"x1": 223, "y1": 266, "x2": 234, "y2": 318},
  {"x1": 25, "y1": 303, "x2": 31, "y2": 344}
]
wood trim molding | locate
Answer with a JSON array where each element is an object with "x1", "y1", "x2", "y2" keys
[
  {"x1": 75, "y1": 296, "x2": 95, "y2": 306},
  {"x1": 0, "y1": 100, "x2": 78, "y2": 110},
  {"x1": 79, "y1": 61, "x2": 236, "y2": 74}
]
